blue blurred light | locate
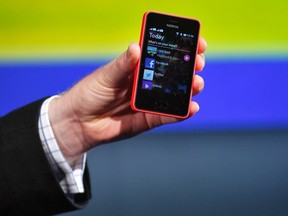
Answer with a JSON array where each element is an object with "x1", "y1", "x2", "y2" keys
[{"x1": 1, "y1": 58, "x2": 288, "y2": 131}]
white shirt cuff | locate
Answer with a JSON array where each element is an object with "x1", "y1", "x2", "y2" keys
[{"x1": 38, "y1": 96, "x2": 86, "y2": 194}]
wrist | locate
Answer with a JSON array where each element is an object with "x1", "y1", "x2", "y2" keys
[{"x1": 48, "y1": 95, "x2": 86, "y2": 166}]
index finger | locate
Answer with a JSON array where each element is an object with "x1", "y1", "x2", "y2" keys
[{"x1": 197, "y1": 36, "x2": 207, "y2": 54}]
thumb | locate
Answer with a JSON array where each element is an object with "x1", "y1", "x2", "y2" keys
[{"x1": 101, "y1": 42, "x2": 141, "y2": 87}]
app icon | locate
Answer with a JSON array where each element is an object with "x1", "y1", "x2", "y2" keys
[
  {"x1": 142, "y1": 81, "x2": 153, "y2": 90},
  {"x1": 143, "y1": 69, "x2": 154, "y2": 81},
  {"x1": 145, "y1": 58, "x2": 156, "y2": 69},
  {"x1": 147, "y1": 46, "x2": 157, "y2": 57},
  {"x1": 184, "y1": 54, "x2": 190, "y2": 62}
]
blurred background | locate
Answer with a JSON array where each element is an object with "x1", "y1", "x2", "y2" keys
[{"x1": 1, "y1": 0, "x2": 288, "y2": 215}]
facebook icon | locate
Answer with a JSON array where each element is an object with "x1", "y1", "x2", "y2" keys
[{"x1": 145, "y1": 58, "x2": 155, "y2": 69}]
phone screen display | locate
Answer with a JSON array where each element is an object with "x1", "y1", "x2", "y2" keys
[{"x1": 132, "y1": 12, "x2": 200, "y2": 118}]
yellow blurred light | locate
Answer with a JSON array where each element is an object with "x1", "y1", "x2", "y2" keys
[{"x1": 0, "y1": 0, "x2": 287, "y2": 59}]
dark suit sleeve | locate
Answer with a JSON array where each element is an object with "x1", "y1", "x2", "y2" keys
[{"x1": 0, "y1": 98, "x2": 91, "y2": 216}]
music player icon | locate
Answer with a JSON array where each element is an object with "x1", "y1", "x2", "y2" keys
[{"x1": 184, "y1": 55, "x2": 190, "y2": 62}]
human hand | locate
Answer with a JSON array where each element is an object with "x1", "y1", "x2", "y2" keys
[{"x1": 49, "y1": 38, "x2": 207, "y2": 165}]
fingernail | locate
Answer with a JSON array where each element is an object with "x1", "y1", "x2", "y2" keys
[{"x1": 196, "y1": 102, "x2": 200, "y2": 112}]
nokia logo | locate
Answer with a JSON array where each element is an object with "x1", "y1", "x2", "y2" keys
[{"x1": 166, "y1": 23, "x2": 179, "y2": 29}]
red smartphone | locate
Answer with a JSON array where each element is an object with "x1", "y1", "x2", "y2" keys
[{"x1": 131, "y1": 11, "x2": 201, "y2": 118}]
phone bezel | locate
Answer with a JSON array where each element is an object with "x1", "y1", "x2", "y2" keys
[{"x1": 131, "y1": 11, "x2": 200, "y2": 118}]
